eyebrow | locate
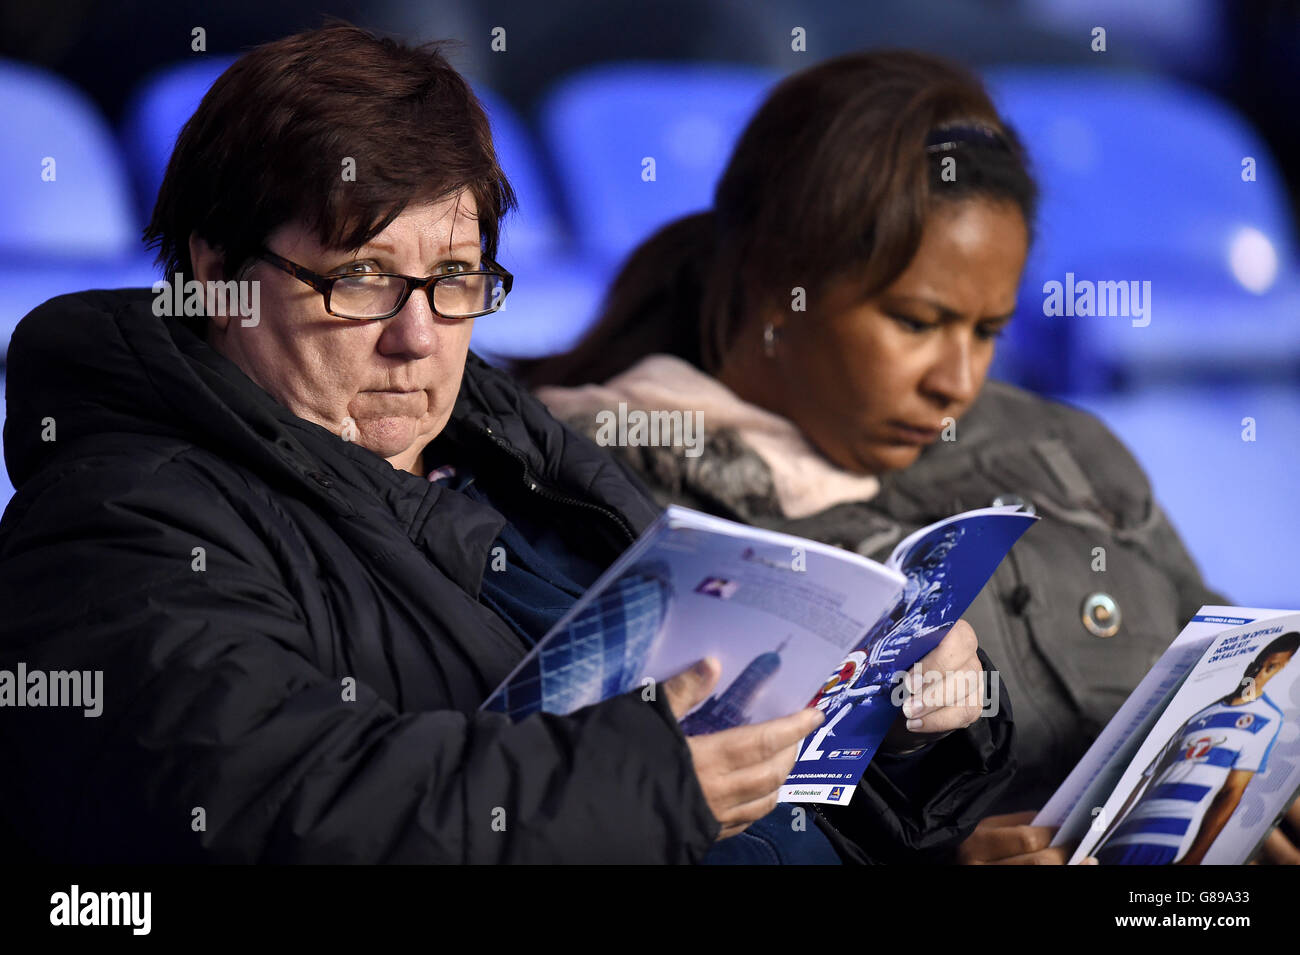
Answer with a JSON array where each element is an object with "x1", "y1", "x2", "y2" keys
[
  {"x1": 359, "y1": 238, "x2": 482, "y2": 259},
  {"x1": 884, "y1": 294, "x2": 1015, "y2": 323}
]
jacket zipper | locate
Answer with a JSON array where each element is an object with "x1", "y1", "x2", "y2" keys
[{"x1": 476, "y1": 426, "x2": 639, "y2": 547}]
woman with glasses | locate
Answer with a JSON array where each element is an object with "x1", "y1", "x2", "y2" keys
[
  {"x1": 0, "y1": 24, "x2": 769, "y2": 864},
  {"x1": 0, "y1": 25, "x2": 1006, "y2": 866}
]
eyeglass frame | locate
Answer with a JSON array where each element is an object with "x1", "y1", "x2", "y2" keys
[{"x1": 253, "y1": 247, "x2": 514, "y2": 321}]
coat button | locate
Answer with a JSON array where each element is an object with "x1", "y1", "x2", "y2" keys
[
  {"x1": 308, "y1": 471, "x2": 333, "y2": 489},
  {"x1": 991, "y1": 493, "x2": 1035, "y2": 515},
  {"x1": 1081, "y1": 592, "x2": 1120, "y2": 638}
]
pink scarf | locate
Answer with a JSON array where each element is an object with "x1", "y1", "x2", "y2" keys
[{"x1": 536, "y1": 354, "x2": 880, "y2": 519}]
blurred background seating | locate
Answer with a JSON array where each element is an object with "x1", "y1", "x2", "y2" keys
[
  {"x1": 985, "y1": 66, "x2": 1300, "y2": 395},
  {"x1": 119, "y1": 56, "x2": 239, "y2": 226},
  {"x1": 538, "y1": 62, "x2": 779, "y2": 270},
  {"x1": 0, "y1": 57, "x2": 159, "y2": 350},
  {"x1": 0, "y1": 0, "x2": 1296, "y2": 608}
]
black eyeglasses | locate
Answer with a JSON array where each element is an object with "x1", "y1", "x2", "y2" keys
[{"x1": 256, "y1": 248, "x2": 513, "y2": 321}]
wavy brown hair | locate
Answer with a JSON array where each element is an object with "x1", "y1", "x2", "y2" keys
[{"x1": 515, "y1": 50, "x2": 1035, "y2": 388}]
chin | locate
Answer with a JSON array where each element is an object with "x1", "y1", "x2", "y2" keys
[
  {"x1": 358, "y1": 419, "x2": 420, "y2": 456},
  {"x1": 863, "y1": 444, "x2": 924, "y2": 474}
]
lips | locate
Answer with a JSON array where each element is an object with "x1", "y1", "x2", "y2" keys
[{"x1": 886, "y1": 420, "x2": 942, "y2": 445}]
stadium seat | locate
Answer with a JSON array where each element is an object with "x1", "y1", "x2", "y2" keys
[
  {"x1": 469, "y1": 260, "x2": 609, "y2": 364},
  {"x1": 984, "y1": 67, "x2": 1300, "y2": 393},
  {"x1": 540, "y1": 62, "x2": 781, "y2": 268},
  {"x1": 0, "y1": 259, "x2": 163, "y2": 358},
  {"x1": 473, "y1": 86, "x2": 568, "y2": 262},
  {"x1": 0, "y1": 59, "x2": 137, "y2": 259},
  {"x1": 1020, "y1": 0, "x2": 1224, "y2": 79},
  {"x1": 1070, "y1": 382, "x2": 1300, "y2": 610},
  {"x1": 120, "y1": 56, "x2": 237, "y2": 223},
  {"x1": 0, "y1": 59, "x2": 159, "y2": 360}
]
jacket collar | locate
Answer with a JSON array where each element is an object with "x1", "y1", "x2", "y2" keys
[
  {"x1": 6, "y1": 288, "x2": 656, "y2": 582},
  {"x1": 4, "y1": 289, "x2": 520, "y2": 591}
]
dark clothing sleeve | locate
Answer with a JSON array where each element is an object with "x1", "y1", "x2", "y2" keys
[{"x1": 0, "y1": 456, "x2": 720, "y2": 863}]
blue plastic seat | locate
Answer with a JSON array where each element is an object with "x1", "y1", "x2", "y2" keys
[
  {"x1": 983, "y1": 67, "x2": 1300, "y2": 392},
  {"x1": 1019, "y1": 0, "x2": 1224, "y2": 78},
  {"x1": 120, "y1": 57, "x2": 238, "y2": 224},
  {"x1": 1, "y1": 258, "x2": 163, "y2": 358},
  {"x1": 1070, "y1": 383, "x2": 1300, "y2": 609},
  {"x1": 469, "y1": 260, "x2": 610, "y2": 364},
  {"x1": 540, "y1": 63, "x2": 781, "y2": 268},
  {"x1": 0, "y1": 59, "x2": 154, "y2": 359},
  {"x1": 473, "y1": 86, "x2": 568, "y2": 263},
  {"x1": 0, "y1": 59, "x2": 137, "y2": 259}
]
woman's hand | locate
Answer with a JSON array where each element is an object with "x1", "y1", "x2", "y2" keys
[
  {"x1": 882, "y1": 619, "x2": 985, "y2": 755},
  {"x1": 956, "y1": 811, "x2": 1101, "y2": 864},
  {"x1": 956, "y1": 811, "x2": 1072, "y2": 864},
  {"x1": 662, "y1": 658, "x2": 824, "y2": 840}
]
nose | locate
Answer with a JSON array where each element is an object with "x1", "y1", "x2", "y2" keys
[
  {"x1": 921, "y1": 329, "x2": 980, "y2": 408},
  {"x1": 376, "y1": 286, "x2": 443, "y2": 360}
]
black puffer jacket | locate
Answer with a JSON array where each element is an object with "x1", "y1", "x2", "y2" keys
[
  {"x1": 0, "y1": 290, "x2": 1010, "y2": 863},
  {"x1": 0, "y1": 288, "x2": 714, "y2": 863}
]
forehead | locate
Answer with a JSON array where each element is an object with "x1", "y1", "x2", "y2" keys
[
  {"x1": 368, "y1": 192, "x2": 481, "y2": 249},
  {"x1": 270, "y1": 190, "x2": 482, "y2": 260},
  {"x1": 887, "y1": 200, "x2": 1027, "y2": 303}
]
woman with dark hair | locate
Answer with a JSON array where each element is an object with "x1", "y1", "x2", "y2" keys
[
  {"x1": 518, "y1": 50, "x2": 1265, "y2": 863},
  {"x1": 0, "y1": 27, "x2": 1008, "y2": 865}
]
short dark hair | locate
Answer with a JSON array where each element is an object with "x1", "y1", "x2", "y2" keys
[
  {"x1": 145, "y1": 22, "x2": 515, "y2": 286},
  {"x1": 1245, "y1": 631, "x2": 1300, "y2": 680}
]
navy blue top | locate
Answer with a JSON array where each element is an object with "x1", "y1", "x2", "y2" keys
[{"x1": 429, "y1": 462, "x2": 843, "y2": 864}]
